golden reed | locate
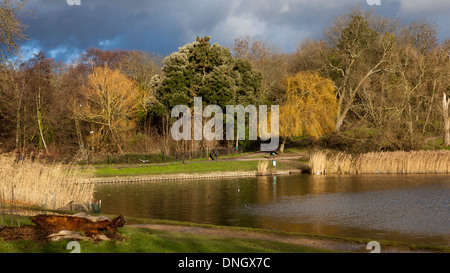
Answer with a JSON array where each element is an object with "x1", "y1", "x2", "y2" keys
[
  {"x1": 309, "y1": 150, "x2": 450, "y2": 174},
  {"x1": 0, "y1": 154, "x2": 95, "y2": 210},
  {"x1": 257, "y1": 160, "x2": 270, "y2": 175}
]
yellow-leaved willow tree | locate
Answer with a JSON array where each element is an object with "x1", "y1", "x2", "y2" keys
[
  {"x1": 278, "y1": 71, "x2": 338, "y2": 152},
  {"x1": 72, "y1": 66, "x2": 138, "y2": 153}
]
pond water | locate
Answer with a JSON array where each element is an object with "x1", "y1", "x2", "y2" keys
[{"x1": 94, "y1": 174, "x2": 449, "y2": 246}]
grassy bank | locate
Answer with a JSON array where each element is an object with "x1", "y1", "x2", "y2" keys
[
  {"x1": 0, "y1": 226, "x2": 336, "y2": 253},
  {"x1": 1, "y1": 214, "x2": 448, "y2": 253},
  {"x1": 122, "y1": 217, "x2": 450, "y2": 253},
  {"x1": 0, "y1": 214, "x2": 336, "y2": 253},
  {"x1": 92, "y1": 160, "x2": 293, "y2": 177}
]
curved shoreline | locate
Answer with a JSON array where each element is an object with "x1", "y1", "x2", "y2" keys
[
  {"x1": 87, "y1": 169, "x2": 304, "y2": 184},
  {"x1": 122, "y1": 217, "x2": 448, "y2": 253}
]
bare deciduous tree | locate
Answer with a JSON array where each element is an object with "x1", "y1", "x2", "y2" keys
[
  {"x1": 0, "y1": 0, "x2": 28, "y2": 60},
  {"x1": 233, "y1": 35, "x2": 289, "y2": 104},
  {"x1": 72, "y1": 66, "x2": 139, "y2": 153},
  {"x1": 324, "y1": 8, "x2": 396, "y2": 132}
]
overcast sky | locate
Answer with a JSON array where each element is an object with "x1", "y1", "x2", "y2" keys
[{"x1": 17, "y1": 0, "x2": 450, "y2": 63}]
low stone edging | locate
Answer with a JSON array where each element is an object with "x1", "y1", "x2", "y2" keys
[{"x1": 85, "y1": 170, "x2": 301, "y2": 184}]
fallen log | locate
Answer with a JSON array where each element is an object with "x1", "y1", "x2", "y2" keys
[
  {"x1": 47, "y1": 230, "x2": 90, "y2": 242},
  {"x1": 30, "y1": 212, "x2": 125, "y2": 241}
]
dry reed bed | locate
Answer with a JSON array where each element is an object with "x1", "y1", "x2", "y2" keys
[
  {"x1": 257, "y1": 160, "x2": 270, "y2": 175},
  {"x1": 309, "y1": 150, "x2": 450, "y2": 174},
  {"x1": 0, "y1": 154, "x2": 95, "y2": 210}
]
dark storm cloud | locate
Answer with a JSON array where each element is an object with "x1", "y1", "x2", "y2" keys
[
  {"x1": 18, "y1": 0, "x2": 450, "y2": 62},
  {"x1": 20, "y1": 0, "x2": 234, "y2": 61},
  {"x1": 24, "y1": 1, "x2": 182, "y2": 55}
]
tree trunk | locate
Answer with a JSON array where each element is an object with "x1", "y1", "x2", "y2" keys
[
  {"x1": 31, "y1": 213, "x2": 125, "y2": 237},
  {"x1": 408, "y1": 104, "x2": 414, "y2": 147},
  {"x1": 74, "y1": 119, "x2": 87, "y2": 160},
  {"x1": 279, "y1": 138, "x2": 286, "y2": 153},
  {"x1": 333, "y1": 58, "x2": 385, "y2": 132},
  {"x1": 162, "y1": 113, "x2": 170, "y2": 154},
  {"x1": 37, "y1": 109, "x2": 48, "y2": 153},
  {"x1": 36, "y1": 90, "x2": 48, "y2": 153},
  {"x1": 443, "y1": 93, "x2": 450, "y2": 146},
  {"x1": 335, "y1": 114, "x2": 344, "y2": 132},
  {"x1": 335, "y1": 107, "x2": 349, "y2": 132},
  {"x1": 15, "y1": 94, "x2": 21, "y2": 151},
  {"x1": 30, "y1": 213, "x2": 125, "y2": 242},
  {"x1": 422, "y1": 79, "x2": 437, "y2": 134}
]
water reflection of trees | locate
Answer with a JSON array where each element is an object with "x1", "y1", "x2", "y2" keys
[{"x1": 95, "y1": 175, "x2": 450, "y2": 245}]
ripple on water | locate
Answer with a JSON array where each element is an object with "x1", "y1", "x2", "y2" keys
[{"x1": 245, "y1": 186, "x2": 450, "y2": 236}]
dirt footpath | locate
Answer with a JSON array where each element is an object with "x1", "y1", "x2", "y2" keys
[
  {"x1": 127, "y1": 223, "x2": 433, "y2": 253},
  {"x1": 0, "y1": 221, "x2": 439, "y2": 253}
]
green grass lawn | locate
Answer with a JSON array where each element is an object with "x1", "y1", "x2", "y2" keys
[
  {"x1": 0, "y1": 226, "x2": 339, "y2": 253},
  {"x1": 0, "y1": 214, "x2": 337, "y2": 253},
  {"x1": 93, "y1": 160, "x2": 292, "y2": 177},
  {"x1": 1, "y1": 213, "x2": 448, "y2": 253}
]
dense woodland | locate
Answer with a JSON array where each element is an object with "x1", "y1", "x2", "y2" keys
[{"x1": 0, "y1": 1, "x2": 449, "y2": 160}]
